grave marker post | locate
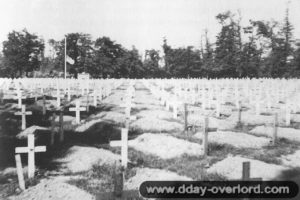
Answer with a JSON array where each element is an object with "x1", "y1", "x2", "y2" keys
[
  {"x1": 173, "y1": 102, "x2": 178, "y2": 119},
  {"x1": 238, "y1": 101, "x2": 242, "y2": 125},
  {"x1": 15, "y1": 105, "x2": 32, "y2": 130},
  {"x1": 0, "y1": 89, "x2": 3, "y2": 104},
  {"x1": 113, "y1": 161, "x2": 124, "y2": 198},
  {"x1": 15, "y1": 154, "x2": 25, "y2": 190},
  {"x1": 203, "y1": 117, "x2": 209, "y2": 158},
  {"x1": 241, "y1": 161, "x2": 262, "y2": 181},
  {"x1": 55, "y1": 86, "x2": 61, "y2": 108},
  {"x1": 15, "y1": 134, "x2": 46, "y2": 178},
  {"x1": 42, "y1": 95, "x2": 46, "y2": 115},
  {"x1": 59, "y1": 109, "x2": 64, "y2": 142},
  {"x1": 93, "y1": 89, "x2": 97, "y2": 107},
  {"x1": 86, "y1": 93, "x2": 90, "y2": 113},
  {"x1": 109, "y1": 128, "x2": 129, "y2": 169},
  {"x1": 67, "y1": 86, "x2": 71, "y2": 101},
  {"x1": 285, "y1": 101, "x2": 291, "y2": 126},
  {"x1": 242, "y1": 161, "x2": 250, "y2": 180},
  {"x1": 50, "y1": 113, "x2": 57, "y2": 145},
  {"x1": 121, "y1": 128, "x2": 128, "y2": 168},
  {"x1": 272, "y1": 113, "x2": 278, "y2": 145},
  {"x1": 184, "y1": 103, "x2": 188, "y2": 134},
  {"x1": 255, "y1": 95, "x2": 260, "y2": 116}
]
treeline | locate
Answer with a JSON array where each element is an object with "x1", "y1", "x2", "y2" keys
[{"x1": 1, "y1": 9, "x2": 300, "y2": 78}]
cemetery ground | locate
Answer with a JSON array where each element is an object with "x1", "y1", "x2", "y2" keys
[{"x1": 0, "y1": 78, "x2": 300, "y2": 199}]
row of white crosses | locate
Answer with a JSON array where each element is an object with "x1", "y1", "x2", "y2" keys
[
  {"x1": 144, "y1": 78, "x2": 300, "y2": 128},
  {"x1": 2, "y1": 77, "x2": 299, "y2": 126},
  {"x1": 10, "y1": 79, "x2": 126, "y2": 190},
  {"x1": 143, "y1": 80, "x2": 180, "y2": 119},
  {"x1": 67, "y1": 80, "x2": 125, "y2": 124},
  {"x1": 0, "y1": 78, "x2": 124, "y2": 102},
  {"x1": 110, "y1": 81, "x2": 137, "y2": 168},
  {"x1": 120, "y1": 82, "x2": 137, "y2": 122}
]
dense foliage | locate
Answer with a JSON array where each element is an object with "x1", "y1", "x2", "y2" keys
[{"x1": 1, "y1": 9, "x2": 300, "y2": 78}]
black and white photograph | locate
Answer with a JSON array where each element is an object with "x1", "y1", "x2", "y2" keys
[{"x1": 0, "y1": 0, "x2": 300, "y2": 199}]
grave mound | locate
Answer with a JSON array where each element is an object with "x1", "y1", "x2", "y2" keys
[
  {"x1": 128, "y1": 133, "x2": 203, "y2": 159},
  {"x1": 54, "y1": 146, "x2": 120, "y2": 173},
  {"x1": 207, "y1": 155, "x2": 288, "y2": 180}
]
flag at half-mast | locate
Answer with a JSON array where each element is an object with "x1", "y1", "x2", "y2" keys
[{"x1": 66, "y1": 55, "x2": 75, "y2": 65}]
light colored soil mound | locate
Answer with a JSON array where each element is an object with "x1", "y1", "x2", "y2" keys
[
  {"x1": 250, "y1": 126, "x2": 300, "y2": 142},
  {"x1": 137, "y1": 109, "x2": 173, "y2": 120},
  {"x1": 194, "y1": 131, "x2": 270, "y2": 148},
  {"x1": 55, "y1": 115, "x2": 75, "y2": 123},
  {"x1": 134, "y1": 94, "x2": 160, "y2": 106},
  {"x1": 101, "y1": 92, "x2": 127, "y2": 105},
  {"x1": 182, "y1": 109, "x2": 215, "y2": 117},
  {"x1": 227, "y1": 111, "x2": 275, "y2": 125},
  {"x1": 125, "y1": 168, "x2": 192, "y2": 190},
  {"x1": 75, "y1": 119, "x2": 103, "y2": 132},
  {"x1": 54, "y1": 146, "x2": 120, "y2": 173},
  {"x1": 9, "y1": 177, "x2": 95, "y2": 200},
  {"x1": 128, "y1": 133, "x2": 203, "y2": 159},
  {"x1": 16, "y1": 125, "x2": 48, "y2": 139},
  {"x1": 36, "y1": 100, "x2": 57, "y2": 110},
  {"x1": 134, "y1": 103, "x2": 162, "y2": 110},
  {"x1": 100, "y1": 111, "x2": 127, "y2": 124},
  {"x1": 281, "y1": 150, "x2": 300, "y2": 168},
  {"x1": 131, "y1": 117, "x2": 183, "y2": 132},
  {"x1": 207, "y1": 155, "x2": 288, "y2": 180},
  {"x1": 187, "y1": 115, "x2": 236, "y2": 130}
]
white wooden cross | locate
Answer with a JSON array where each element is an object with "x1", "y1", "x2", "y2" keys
[
  {"x1": 15, "y1": 134, "x2": 46, "y2": 178},
  {"x1": 54, "y1": 87, "x2": 64, "y2": 108},
  {"x1": 14, "y1": 89, "x2": 26, "y2": 109},
  {"x1": 285, "y1": 99, "x2": 291, "y2": 126},
  {"x1": 110, "y1": 128, "x2": 128, "y2": 168},
  {"x1": 255, "y1": 94, "x2": 261, "y2": 116},
  {"x1": 201, "y1": 88, "x2": 206, "y2": 110},
  {"x1": 69, "y1": 100, "x2": 86, "y2": 124},
  {"x1": 66, "y1": 84, "x2": 71, "y2": 101},
  {"x1": 172, "y1": 101, "x2": 178, "y2": 119},
  {"x1": 93, "y1": 89, "x2": 98, "y2": 107},
  {"x1": 120, "y1": 97, "x2": 136, "y2": 121},
  {"x1": 15, "y1": 105, "x2": 32, "y2": 130}
]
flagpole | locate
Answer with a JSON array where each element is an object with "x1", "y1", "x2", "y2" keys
[{"x1": 64, "y1": 37, "x2": 67, "y2": 79}]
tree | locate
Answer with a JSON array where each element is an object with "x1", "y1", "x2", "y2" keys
[
  {"x1": 93, "y1": 36, "x2": 125, "y2": 78},
  {"x1": 162, "y1": 38, "x2": 201, "y2": 78},
  {"x1": 143, "y1": 49, "x2": 161, "y2": 78},
  {"x1": 237, "y1": 24, "x2": 263, "y2": 78},
  {"x1": 0, "y1": 53, "x2": 11, "y2": 77},
  {"x1": 201, "y1": 30, "x2": 214, "y2": 77},
  {"x1": 162, "y1": 38, "x2": 172, "y2": 77},
  {"x1": 251, "y1": 12, "x2": 293, "y2": 78},
  {"x1": 291, "y1": 41, "x2": 300, "y2": 76},
  {"x1": 115, "y1": 47, "x2": 144, "y2": 78},
  {"x1": 280, "y1": 5, "x2": 294, "y2": 76},
  {"x1": 214, "y1": 11, "x2": 242, "y2": 78},
  {"x1": 2, "y1": 29, "x2": 44, "y2": 77}
]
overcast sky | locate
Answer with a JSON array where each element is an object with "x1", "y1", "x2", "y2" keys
[{"x1": 0, "y1": 0, "x2": 299, "y2": 55}]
